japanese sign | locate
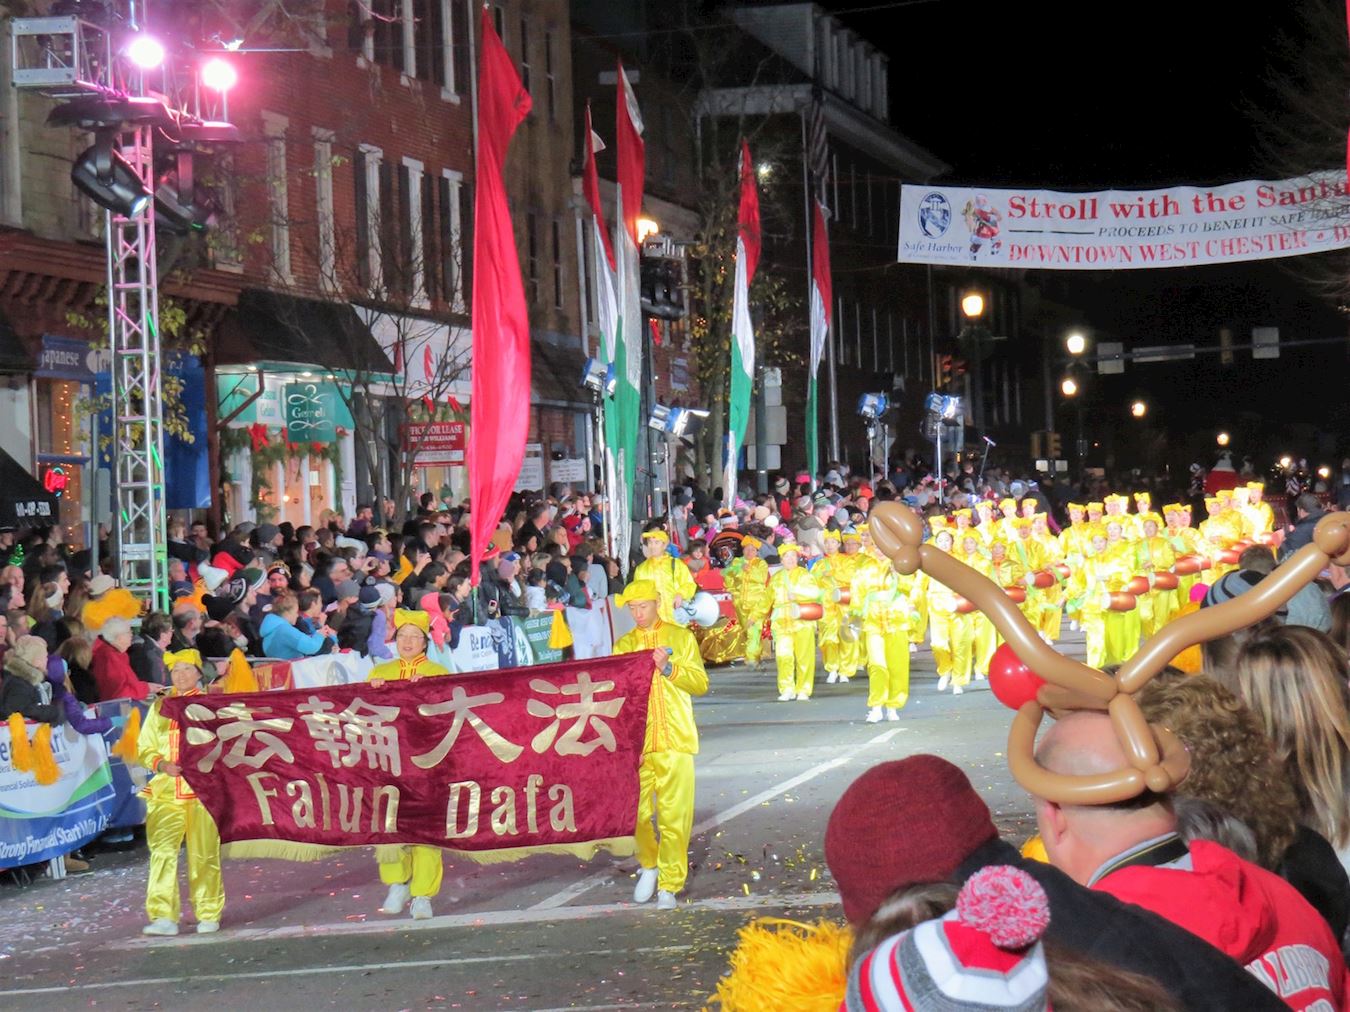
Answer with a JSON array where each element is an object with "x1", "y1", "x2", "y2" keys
[
  {"x1": 161, "y1": 654, "x2": 654, "y2": 855},
  {"x1": 402, "y1": 420, "x2": 466, "y2": 468},
  {"x1": 898, "y1": 171, "x2": 1350, "y2": 270},
  {"x1": 283, "y1": 382, "x2": 352, "y2": 444}
]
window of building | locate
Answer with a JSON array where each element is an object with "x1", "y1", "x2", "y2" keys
[
  {"x1": 544, "y1": 30, "x2": 557, "y2": 123},
  {"x1": 355, "y1": 144, "x2": 383, "y2": 290},
  {"x1": 381, "y1": 160, "x2": 399, "y2": 297},
  {"x1": 401, "y1": 157, "x2": 426, "y2": 305},
  {"x1": 519, "y1": 16, "x2": 530, "y2": 94},
  {"x1": 551, "y1": 217, "x2": 564, "y2": 310},
  {"x1": 421, "y1": 172, "x2": 438, "y2": 304},
  {"x1": 831, "y1": 150, "x2": 840, "y2": 217},
  {"x1": 866, "y1": 171, "x2": 874, "y2": 235},
  {"x1": 818, "y1": 20, "x2": 834, "y2": 89},
  {"x1": 262, "y1": 112, "x2": 291, "y2": 282},
  {"x1": 526, "y1": 211, "x2": 539, "y2": 304},
  {"x1": 854, "y1": 300, "x2": 863, "y2": 368},
  {"x1": 413, "y1": 0, "x2": 441, "y2": 83},
  {"x1": 372, "y1": 0, "x2": 399, "y2": 69},
  {"x1": 872, "y1": 306, "x2": 880, "y2": 371},
  {"x1": 887, "y1": 312, "x2": 895, "y2": 372},
  {"x1": 493, "y1": 5, "x2": 503, "y2": 38},
  {"x1": 874, "y1": 56, "x2": 889, "y2": 120},
  {"x1": 849, "y1": 161, "x2": 857, "y2": 230},
  {"x1": 313, "y1": 129, "x2": 336, "y2": 291},
  {"x1": 438, "y1": 170, "x2": 465, "y2": 311},
  {"x1": 858, "y1": 49, "x2": 871, "y2": 113},
  {"x1": 348, "y1": 0, "x2": 374, "y2": 62},
  {"x1": 448, "y1": 0, "x2": 470, "y2": 95}
]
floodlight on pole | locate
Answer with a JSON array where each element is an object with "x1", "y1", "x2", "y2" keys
[
  {"x1": 1066, "y1": 331, "x2": 1086, "y2": 355},
  {"x1": 127, "y1": 35, "x2": 166, "y2": 70},
  {"x1": 1279, "y1": 455, "x2": 1293, "y2": 470},
  {"x1": 1319, "y1": 466, "x2": 1332, "y2": 479},
  {"x1": 1216, "y1": 431, "x2": 1230, "y2": 447},
  {"x1": 636, "y1": 216, "x2": 660, "y2": 243},
  {"x1": 1131, "y1": 400, "x2": 1147, "y2": 418},
  {"x1": 201, "y1": 57, "x2": 238, "y2": 92},
  {"x1": 1060, "y1": 376, "x2": 1078, "y2": 397}
]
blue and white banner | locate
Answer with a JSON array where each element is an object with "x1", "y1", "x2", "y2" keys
[{"x1": 898, "y1": 171, "x2": 1350, "y2": 270}]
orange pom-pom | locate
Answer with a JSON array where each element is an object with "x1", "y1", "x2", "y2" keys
[
  {"x1": 7, "y1": 712, "x2": 33, "y2": 773},
  {"x1": 221, "y1": 649, "x2": 258, "y2": 694},
  {"x1": 30, "y1": 722, "x2": 60, "y2": 786},
  {"x1": 111, "y1": 706, "x2": 141, "y2": 764}
]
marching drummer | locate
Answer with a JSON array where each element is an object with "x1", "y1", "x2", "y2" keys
[
  {"x1": 633, "y1": 526, "x2": 698, "y2": 625},
  {"x1": 768, "y1": 542, "x2": 823, "y2": 701}
]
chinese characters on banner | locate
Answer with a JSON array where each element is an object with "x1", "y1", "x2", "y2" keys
[
  {"x1": 162, "y1": 654, "x2": 654, "y2": 856},
  {"x1": 898, "y1": 171, "x2": 1350, "y2": 270}
]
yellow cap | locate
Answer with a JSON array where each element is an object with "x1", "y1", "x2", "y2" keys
[
  {"x1": 1104, "y1": 493, "x2": 1128, "y2": 505},
  {"x1": 1087, "y1": 502, "x2": 1104, "y2": 512},
  {"x1": 1067, "y1": 502, "x2": 1085, "y2": 513},
  {"x1": 841, "y1": 531, "x2": 861, "y2": 543},
  {"x1": 1138, "y1": 511, "x2": 1162, "y2": 527},
  {"x1": 163, "y1": 648, "x2": 203, "y2": 672},
  {"x1": 1134, "y1": 491, "x2": 1151, "y2": 502},
  {"x1": 999, "y1": 498, "x2": 1016, "y2": 510},
  {"x1": 928, "y1": 516, "x2": 950, "y2": 532},
  {"x1": 617, "y1": 579, "x2": 660, "y2": 606},
  {"x1": 822, "y1": 529, "x2": 841, "y2": 542},
  {"x1": 777, "y1": 541, "x2": 802, "y2": 557},
  {"x1": 641, "y1": 529, "x2": 670, "y2": 542},
  {"x1": 741, "y1": 535, "x2": 762, "y2": 550},
  {"x1": 953, "y1": 508, "x2": 972, "y2": 520},
  {"x1": 1246, "y1": 481, "x2": 1264, "y2": 491},
  {"x1": 393, "y1": 609, "x2": 430, "y2": 634}
]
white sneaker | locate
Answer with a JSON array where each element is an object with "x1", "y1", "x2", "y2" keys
[
  {"x1": 410, "y1": 897, "x2": 433, "y2": 920},
  {"x1": 633, "y1": 866, "x2": 658, "y2": 903},
  {"x1": 937, "y1": 675, "x2": 951, "y2": 691},
  {"x1": 839, "y1": 675, "x2": 851, "y2": 683},
  {"x1": 656, "y1": 890, "x2": 678, "y2": 910},
  {"x1": 826, "y1": 671, "x2": 838, "y2": 684},
  {"x1": 953, "y1": 685, "x2": 964, "y2": 695},
  {"x1": 975, "y1": 672, "x2": 987, "y2": 681},
  {"x1": 795, "y1": 692, "x2": 810, "y2": 701},
  {"x1": 777, "y1": 691, "x2": 795, "y2": 701},
  {"x1": 195, "y1": 920, "x2": 219, "y2": 934},
  {"x1": 865, "y1": 706, "x2": 883, "y2": 723},
  {"x1": 141, "y1": 919, "x2": 178, "y2": 936},
  {"x1": 885, "y1": 707, "x2": 900, "y2": 721},
  {"x1": 380, "y1": 882, "x2": 411, "y2": 914},
  {"x1": 910, "y1": 643, "x2": 918, "y2": 653}
]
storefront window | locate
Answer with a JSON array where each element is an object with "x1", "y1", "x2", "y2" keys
[{"x1": 35, "y1": 378, "x2": 88, "y2": 547}]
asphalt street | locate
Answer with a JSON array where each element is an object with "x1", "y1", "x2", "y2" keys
[{"x1": 0, "y1": 636, "x2": 1071, "y2": 1010}]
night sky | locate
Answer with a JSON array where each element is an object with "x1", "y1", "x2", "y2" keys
[{"x1": 824, "y1": 0, "x2": 1350, "y2": 471}]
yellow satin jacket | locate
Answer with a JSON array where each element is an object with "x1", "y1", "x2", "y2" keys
[{"x1": 613, "y1": 620, "x2": 708, "y2": 755}]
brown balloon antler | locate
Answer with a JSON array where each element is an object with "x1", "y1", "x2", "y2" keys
[{"x1": 870, "y1": 502, "x2": 1350, "y2": 805}]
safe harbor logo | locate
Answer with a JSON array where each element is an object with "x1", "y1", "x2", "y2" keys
[{"x1": 917, "y1": 191, "x2": 951, "y2": 237}]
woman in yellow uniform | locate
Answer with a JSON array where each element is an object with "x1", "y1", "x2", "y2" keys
[
  {"x1": 859, "y1": 541, "x2": 918, "y2": 722},
  {"x1": 633, "y1": 529, "x2": 698, "y2": 625},
  {"x1": 927, "y1": 525, "x2": 969, "y2": 695},
  {"x1": 830, "y1": 531, "x2": 866, "y2": 680},
  {"x1": 1245, "y1": 481, "x2": 1275, "y2": 535},
  {"x1": 954, "y1": 531, "x2": 992, "y2": 682},
  {"x1": 1058, "y1": 503, "x2": 1089, "y2": 632},
  {"x1": 1164, "y1": 502, "x2": 1203, "y2": 612},
  {"x1": 1007, "y1": 518, "x2": 1048, "y2": 630},
  {"x1": 1086, "y1": 501, "x2": 1105, "y2": 525},
  {"x1": 370, "y1": 610, "x2": 450, "y2": 920},
  {"x1": 982, "y1": 538, "x2": 1026, "y2": 673},
  {"x1": 767, "y1": 542, "x2": 823, "y2": 701},
  {"x1": 1198, "y1": 497, "x2": 1240, "y2": 578},
  {"x1": 138, "y1": 649, "x2": 221, "y2": 937},
  {"x1": 1067, "y1": 525, "x2": 1111, "y2": 667},
  {"x1": 1101, "y1": 520, "x2": 1143, "y2": 664},
  {"x1": 813, "y1": 530, "x2": 847, "y2": 684},
  {"x1": 726, "y1": 536, "x2": 771, "y2": 664},
  {"x1": 612, "y1": 579, "x2": 708, "y2": 911},
  {"x1": 1032, "y1": 512, "x2": 1065, "y2": 642},
  {"x1": 1133, "y1": 511, "x2": 1177, "y2": 638},
  {"x1": 974, "y1": 500, "x2": 999, "y2": 546}
]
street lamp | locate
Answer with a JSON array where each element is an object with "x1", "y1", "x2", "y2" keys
[
  {"x1": 1279, "y1": 455, "x2": 1293, "y2": 470},
  {"x1": 1060, "y1": 376, "x2": 1078, "y2": 397},
  {"x1": 1066, "y1": 331, "x2": 1086, "y2": 356},
  {"x1": 1216, "y1": 431, "x2": 1230, "y2": 447},
  {"x1": 1319, "y1": 466, "x2": 1332, "y2": 480},
  {"x1": 1131, "y1": 400, "x2": 1147, "y2": 418},
  {"x1": 636, "y1": 216, "x2": 661, "y2": 243}
]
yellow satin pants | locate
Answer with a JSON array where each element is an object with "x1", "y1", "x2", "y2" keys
[
  {"x1": 636, "y1": 750, "x2": 695, "y2": 894},
  {"x1": 948, "y1": 614, "x2": 976, "y2": 688},
  {"x1": 772, "y1": 621, "x2": 816, "y2": 697},
  {"x1": 974, "y1": 615, "x2": 998, "y2": 676},
  {"x1": 1138, "y1": 590, "x2": 1175, "y2": 639},
  {"x1": 739, "y1": 609, "x2": 767, "y2": 663},
  {"x1": 865, "y1": 630, "x2": 909, "y2": 709},
  {"x1": 379, "y1": 845, "x2": 443, "y2": 898},
  {"x1": 1103, "y1": 609, "x2": 1142, "y2": 666},
  {"x1": 145, "y1": 796, "x2": 224, "y2": 925},
  {"x1": 930, "y1": 613, "x2": 953, "y2": 679},
  {"x1": 1083, "y1": 614, "x2": 1107, "y2": 668},
  {"x1": 819, "y1": 606, "x2": 842, "y2": 675},
  {"x1": 839, "y1": 621, "x2": 863, "y2": 677}
]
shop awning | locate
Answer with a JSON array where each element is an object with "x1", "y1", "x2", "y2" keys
[
  {"x1": 215, "y1": 290, "x2": 394, "y2": 373},
  {"x1": 0, "y1": 448, "x2": 58, "y2": 528}
]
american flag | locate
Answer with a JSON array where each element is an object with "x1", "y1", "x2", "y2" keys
[{"x1": 806, "y1": 87, "x2": 829, "y2": 209}]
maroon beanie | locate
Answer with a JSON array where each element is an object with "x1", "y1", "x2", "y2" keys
[{"x1": 825, "y1": 755, "x2": 998, "y2": 925}]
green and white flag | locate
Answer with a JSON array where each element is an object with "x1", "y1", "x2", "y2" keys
[{"x1": 726, "y1": 141, "x2": 760, "y2": 506}]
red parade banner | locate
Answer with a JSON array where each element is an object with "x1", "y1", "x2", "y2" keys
[{"x1": 161, "y1": 654, "x2": 653, "y2": 860}]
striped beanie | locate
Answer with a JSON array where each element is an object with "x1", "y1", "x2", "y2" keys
[{"x1": 846, "y1": 866, "x2": 1050, "y2": 1011}]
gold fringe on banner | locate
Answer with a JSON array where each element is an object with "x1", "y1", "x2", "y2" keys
[
  {"x1": 111, "y1": 707, "x2": 141, "y2": 764},
  {"x1": 7, "y1": 712, "x2": 33, "y2": 773},
  {"x1": 221, "y1": 840, "x2": 349, "y2": 862},
  {"x1": 223, "y1": 836, "x2": 635, "y2": 865},
  {"x1": 29, "y1": 723, "x2": 60, "y2": 786}
]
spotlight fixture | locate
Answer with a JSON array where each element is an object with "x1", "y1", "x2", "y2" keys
[
  {"x1": 648, "y1": 404, "x2": 709, "y2": 438},
  {"x1": 856, "y1": 392, "x2": 890, "y2": 421},
  {"x1": 126, "y1": 35, "x2": 166, "y2": 70},
  {"x1": 201, "y1": 57, "x2": 237, "y2": 92},
  {"x1": 71, "y1": 141, "x2": 152, "y2": 215},
  {"x1": 579, "y1": 357, "x2": 616, "y2": 396}
]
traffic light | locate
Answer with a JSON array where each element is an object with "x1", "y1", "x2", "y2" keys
[
  {"x1": 1048, "y1": 431, "x2": 1062, "y2": 458},
  {"x1": 640, "y1": 256, "x2": 685, "y2": 320},
  {"x1": 937, "y1": 353, "x2": 954, "y2": 388},
  {"x1": 953, "y1": 357, "x2": 968, "y2": 378}
]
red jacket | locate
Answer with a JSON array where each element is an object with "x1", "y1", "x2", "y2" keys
[
  {"x1": 1096, "y1": 840, "x2": 1348, "y2": 1011},
  {"x1": 91, "y1": 638, "x2": 154, "y2": 702}
]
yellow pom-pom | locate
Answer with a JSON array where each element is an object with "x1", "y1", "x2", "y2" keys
[
  {"x1": 7, "y1": 712, "x2": 33, "y2": 773},
  {"x1": 111, "y1": 707, "x2": 141, "y2": 764},
  {"x1": 30, "y1": 722, "x2": 60, "y2": 786},
  {"x1": 1021, "y1": 834, "x2": 1049, "y2": 863},
  {"x1": 548, "y1": 609, "x2": 573, "y2": 650},
  {"x1": 221, "y1": 649, "x2": 258, "y2": 694},
  {"x1": 709, "y1": 917, "x2": 851, "y2": 1011}
]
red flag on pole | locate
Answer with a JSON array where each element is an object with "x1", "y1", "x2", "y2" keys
[{"x1": 468, "y1": 9, "x2": 532, "y2": 586}]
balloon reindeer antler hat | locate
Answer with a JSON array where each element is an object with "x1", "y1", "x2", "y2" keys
[{"x1": 868, "y1": 501, "x2": 1350, "y2": 805}]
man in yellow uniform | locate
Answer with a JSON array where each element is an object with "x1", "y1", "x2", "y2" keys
[
  {"x1": 1103, "y1": 494, "x2": 1134, "y2": 539},
  {"x1": 813, "y1": 530, "x2": 848, "y2": 683},
  {"x1": 955, "y1": 531, "x2": 992, "y2": 682},
  {"x1": 974, "y1": 500, "x2": 998, "y2": 546},
  {"x1": 1101, "y1": 520, "x2": 1143, "y2": 664},
  {"x1": 1067, "y1": 524, "x2": 1112, "y2": 667},
  {"x1": 612, "y1": 580, "x2": 708, "y2": 911},
  {"x1": 768, "y1": 542, "x2": 823, "y2": 701},
  {"x1": 1058, "y1": 503, "x2": 1089, "y2": 632},
  {"x1": 1246, "y1": 481, "x2": 1275, "y2": 535},
  {"x1": 1032, "y1": 512, "x2": 1065, "y2": 642},
  {"x1": 858, "y1": 534, "x2": 918, "y2": 721},
  {"x1": 138, "y1": 649, "x2": 223, "y2": 936},
  {"x1": 1008, "y1": 517, "x2": 1048, "y2": 629},
  {"x1": 1133, "y1": 511, "x2": 1177, "y2": 637},
  {"x1": 1199, "y1": 496, "x2": 1241, "y2": 577},
  {"x1": 370, "y1": 610, "x2": 450, "y2": 920},
  {"x1": 1164, "y1": 502, "x2": 1203, "y2": 612},
  {"x1": 831, "y1": 531, "x2": 866, "y2": 679},
  {"x1": 1086, "y1": 501, "x2": 1105, "y2": 525},
  {"x1": 633, "y1": 529, "x2": 697, "y2": 625},
  {"x1": 927, "y1": 524, "x2": 962, "y2": 693},
  {"x1": 725, "y1": 536, "x2": 772, "y2": 664},
  {"x1": 996, "y1": 497, "x2": 1020, "y2": 541}
]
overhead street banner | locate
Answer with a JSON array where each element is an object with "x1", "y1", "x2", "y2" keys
[{"x1": 898, "y1": 171, "x2": 1350, "y2": 269}]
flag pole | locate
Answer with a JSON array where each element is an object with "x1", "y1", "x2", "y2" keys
[{"x1": 801, "y1": 105, "x2": 817, "y2": 484}]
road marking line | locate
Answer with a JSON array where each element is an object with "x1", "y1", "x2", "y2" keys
[
  {"x1": 530, "y1": 726, "x2": 903, "y2": 910},
  {"x1": 0, "y1": 945, "x2": 685, "y2": 997}
]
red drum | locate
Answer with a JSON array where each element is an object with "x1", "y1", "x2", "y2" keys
[
  {"x1": 1003, "y1": 586, "x2": 1027, "y2": 605},
  {"x1": 1218, "y1": 549, "x2": 1241, "y2": 566},
  {"x1": 789, "y1": 602, "x2": 824, "y2": 621},
  {"x1": 833, "y1": 588, "x2": 851, "y2": 605},
  {"x1": 1151, "y1": 571, "x2": 1179, "y2": 591},
  {"x1": 1172, "y1": 556, "x2": 1202, "y2": 576},
  {"x1": 955, "y1": 596, "x2": 978, "y2": 614},
  {"x1": 1126, "y1": 576, "x2": 1151, "y2": 596},
  {"x1": 1255, "y1": 532, "x2": 1275, "y2": 546},
  {"x1": 1107, "y1": 592, "x2": 1137, "y2": 612},
  {"x1": 1054, "y1": 563, "x2": 1071, "y2": 580},
  {"x1": 1027, "y1": 570, "x2": 1055, "y2": 590}
]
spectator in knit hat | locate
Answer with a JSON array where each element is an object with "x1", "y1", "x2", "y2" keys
[{"x1": 823, "y1": 756, "x2": 1284, "y2": 1011}]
